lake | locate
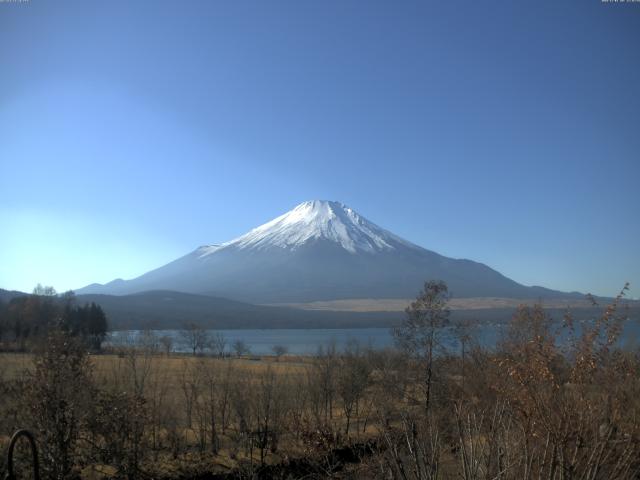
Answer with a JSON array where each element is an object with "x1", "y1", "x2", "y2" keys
[{"x1": 107, "y1": 319, "x2": 640, "y2": 355}]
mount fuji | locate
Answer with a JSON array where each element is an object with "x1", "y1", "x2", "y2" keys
[{"x1": 78, "y1": 200, "x2": 574, "y2": 303}]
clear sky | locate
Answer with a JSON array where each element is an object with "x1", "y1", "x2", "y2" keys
[{"x1": 1, "y1": 0, "x2": 638, "y2": 298}]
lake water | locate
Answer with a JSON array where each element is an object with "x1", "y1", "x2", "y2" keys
[
  {"x1": 108, "y1": 328, "x2": 400, "y2": 355},
  {"x1": 107, "y1": 319, "x2": 640, "y2": 355}
]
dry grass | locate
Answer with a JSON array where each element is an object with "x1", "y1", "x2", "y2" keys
[
  {"x1": 266, "y1": 296, "x2": 612, "y2": 312},
  {"x1": 0, "y1": 352, "x2": 33, "y2": 380},
  {"x1": 0, "y1": 352, "x2": 312, "y2": 382}
]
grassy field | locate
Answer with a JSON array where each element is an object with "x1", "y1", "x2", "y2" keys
[
  {"x1": 1, "y1": 350, "x2": 363, "y2": 477},
  {"x1": 267, "y1": 296, "x2": 614, "y2": 312},
  {"x1": 0, "y1": 351, "x2": 314, "y2": 383}
]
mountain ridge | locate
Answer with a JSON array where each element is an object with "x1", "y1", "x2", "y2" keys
[{"x1": 77, "y1": 200, "x2": 583, "y2": 303}]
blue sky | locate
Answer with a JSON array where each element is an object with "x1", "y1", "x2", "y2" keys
[{"x1": 0, "y1": 0, "x2": 638, "y2": 297}]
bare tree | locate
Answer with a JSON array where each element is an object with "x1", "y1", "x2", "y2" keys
[
  {"x1": 32, "y1": 283, "x2": 57, "y2": 296},
  {"x1": 216, "y1": 361, "x2": 236, "y2": 434},
  {"x1": 180, "y1": 322, "x2": 210, "y2": 356},
  {"x1": 232, "y1": 339, "x2": 250, "y2": 357},
  {"x1": 314, "y1": 340, "x2": 338, "y2": 427},
  {"x1": 272, "y1": 344, "x2": 288, "y2": 361},
  {"x1": 394, "y1": 280, "x2": 450, "y2": 414},
  {"x1": 179, "y1": 359, "x2": 201, "y2": 428},
  {"x1": 452, "y1": 318, "x2": 475, "y2": 393},
  {"x1": 212, "y1": 332, "x2": 227, "y2": 358},
  {"x1": 252, "y1": 368, "x2": 287, "y2": 465},
  {"x1": 138, "y1": 329, "x2": 159, "y2": 354},
  {"x1": 159, "y1": 335, "x2": 173, "y2": 356},
  {"x1": 337, "y1": 340, "x2": 371, "y2": 436},
  {"x1": 229, "y1": 370, "x2": 254, "y2": 460},
  {"x1": 145, "y1": 361, "x2": 171, "y2": 459}
]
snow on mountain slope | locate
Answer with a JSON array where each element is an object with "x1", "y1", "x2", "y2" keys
[
  {"x1": 197, "y1": 200, "x2": 417, "y2": 256},
  {"x1": 77, "y1": 200, "x2": 578, "y2": 303}
]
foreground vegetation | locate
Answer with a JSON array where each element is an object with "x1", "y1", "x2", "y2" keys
[{"x1": 0, "y1": 282, "x2": 638, "y2": 479}]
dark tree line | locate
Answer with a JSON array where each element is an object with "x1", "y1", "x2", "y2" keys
[{"x1": 0, "y1": 286, "x2": 108, "y2": 351}]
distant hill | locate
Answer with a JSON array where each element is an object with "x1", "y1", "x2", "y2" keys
[
  {"x1": 0, "y1": 288, "x2": 28, "y2": 303},
  {"x1": 76, "y1": 290, "x2": 639, "y2": 331},
  {"x1": 77, "y1": 200, "x2": 583, "y2": 303},
  {"x1": 4, "y1": 288, "x2": 638, "y2": 331},
  {"x1": 75, "y1": 290, "x2": 403, "y2": 330}
]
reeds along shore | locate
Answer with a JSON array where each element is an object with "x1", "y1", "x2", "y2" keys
[{"x1": 0, "y1": 285, "x2": 638, "y2": 479}]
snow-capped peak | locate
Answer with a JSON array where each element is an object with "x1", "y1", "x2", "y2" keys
[{"x1": 198, "y1": 200, "x2": 415, "y2": 257}]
